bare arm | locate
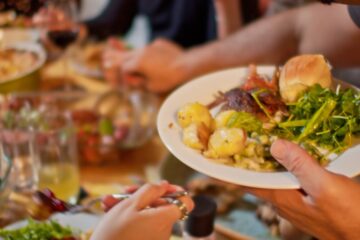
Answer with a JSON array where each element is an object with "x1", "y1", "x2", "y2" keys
[
  {"x1": 122, "y1": 3, "x2": 360, "y2": 93},
  {"x1": 178, "y1": 3, "x2": 360, "y2": 82}
]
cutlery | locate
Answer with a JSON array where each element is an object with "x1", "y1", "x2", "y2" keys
[{"x1": 66, "y1": 190, "x2": 189, "y2": 213}]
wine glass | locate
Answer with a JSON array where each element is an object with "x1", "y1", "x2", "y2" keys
[{"x1": 37, "y1": 0, "x2": 80, "y2": 89}]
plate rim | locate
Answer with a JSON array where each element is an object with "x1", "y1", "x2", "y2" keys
[{"x1": 157, "y1": 66, "x2": 360, "y2": 189}]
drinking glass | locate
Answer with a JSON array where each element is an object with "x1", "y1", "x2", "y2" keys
[
  {"x1": 0, "y1": 140, "x2": 13, "y2": 206},
  {"x1": 35, "y1": 0, "x2": 80, "y2": 88},
  {"x1": 0, "y1": 130, "x2": 37, "y2": 193},
  {"x1": 0, "y1": 97, "x2": 80, "y2": 204},
  {"x1": 32, "y1": 112, "x2": 80, "y2": 204},
  {"x1": 44, "y1": 0, "x2": 79, "y2": 49}
]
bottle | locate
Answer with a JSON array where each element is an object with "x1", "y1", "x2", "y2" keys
[{"x1": 183, "y1": 195, "x2": 217, "y2": 240}]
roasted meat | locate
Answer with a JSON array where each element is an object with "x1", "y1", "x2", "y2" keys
[{"x1": 208, "y1": 67, "x2": 287, "y2": 122}]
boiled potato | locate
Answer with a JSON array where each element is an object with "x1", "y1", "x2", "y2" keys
[
  {"x1": 205, "y1": 128, "x2": 246, "y2": 158},
  {"x1": 177, "y1": 102, "x2": 213, "y2": 129},
  {"x1": 182, "y1": 123, "x2": 211, "y2": 150},
  {"x1": 214, "y1": 110, "x2": 236, "y2": 128}
]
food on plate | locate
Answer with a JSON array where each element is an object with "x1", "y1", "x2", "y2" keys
[
  {"x1": 71, "y1": 42, "x2": 105, "y2": 74},
  {"x1": 80, "y1": 42, "x2": 104, "y2": 70},
  {"x1": 182, "y1": 123, "x2": 210, "y2": 150},
  {"x1": 0, "y1": 49, "x2": 38, "y2": 81},
  {"x1": 177, "y1": 102, "x2": 213, "y2": 129},
  {"x1": 204, "y1": 128, "x2": 246, "y2": 158},
  {"x1": 177, "y1": 55, "x2": 360, "y2": 171},
  {"x1": 0, "y1": 219, "x2": 90, "y2": 240},
  {"x1": 279, "y1": 54, "x2": 332, "y2": 103},
  {"x1": 70, "y1": 38, "x2": 129, "y2": 81},
  {"x1": 279, "y1": 84, "x2": 360, "y2": 155}
]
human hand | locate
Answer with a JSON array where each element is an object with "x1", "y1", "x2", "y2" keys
[
  {"x1": 101, "y1": 38, "x2": 129, "y2": 87},
  {"x1": 244, "y1": 139, "x2": 360, "y2": 240},
  {"x1": 91, "y1": 181, "x2": 194, "y2": 240},
  {"x1": 31, "y1": 8, "x2": 65, "y2": 28},
  {"x1": 121, "y1": 39, "x2": 187, "y2": 93}
]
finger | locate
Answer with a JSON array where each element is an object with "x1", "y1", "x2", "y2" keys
[
  {"x1": 129, "y1": 182, "x2": 170, "y2": 210},
  {"x1": 123, "y1": 73, "x2": 146, "y2": 87},
  {"x1": 141, "y1": 196, "x2": 194, "y2": 223},
  {"x1": 242, "y1": 187, "x2": 305, "y2": 208},
  {"x1": 124, "y1": 185, "x2": 140, "y2": 194},
  {"x1": 121, "y1": 49, "x2": 144, "y2": 74},
  {"x1": 102, "y1": 195, "x2": 122, "y2": 212},
  {"x1": 242, "y1": 187, "x2": 275, "y2": 202},
  {"x1": 167, "y1": 184, "x2": 185, "y2": 193},
  {"x1": 107, "y1": 37, "x2": 126, "y2": 50},
  {"x1": 102, "y1": 182, "x2": 177, "y2": 211},
  {"x1": 270, "y1": 139, "x2": 329, "y2": 194}
]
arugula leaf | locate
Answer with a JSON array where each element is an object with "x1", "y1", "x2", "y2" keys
[
  {"x1": 0, "y1": 219, "x2": 77, "y2": 240},
  {"x1": 278, "y1": 84, "x2": 360, "y2": 153},
  {"x1": 226, "y1": 111, "x2": 263, "y2": 133}
]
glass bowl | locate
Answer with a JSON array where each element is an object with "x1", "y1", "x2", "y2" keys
[{"x1": 1, "y1": 89, "x2": 159, "y2": 165}]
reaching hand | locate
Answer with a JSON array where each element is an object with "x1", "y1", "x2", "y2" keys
[
  {"x1": 121, "y1": 39, "x2": 186, "y2": 93},
  {"x1": 245, "y1": 139, "x2": 360, "y2": 240},
  {"x1": 91, "y1": 181, "x2": 194, "y2": 240}
]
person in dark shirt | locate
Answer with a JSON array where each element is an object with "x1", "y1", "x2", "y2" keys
[
  {"x1": 85, "y1": 0, "x2": 260, "y2": 48},
  {"x1": 349, "y1": 5, "x2": 360, "y2": 27}
]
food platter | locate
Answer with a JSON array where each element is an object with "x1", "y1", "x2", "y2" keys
[
  {"x1": 0, "y1": 42, "x2": 46, "y2": 93},
  {"x1": 157, "y1": 66, "x2": 360, "y2": 189}
]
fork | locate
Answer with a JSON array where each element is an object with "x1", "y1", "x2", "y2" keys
[{"x1": 66, "y1": 190, "x2": 189, "y2": 213}]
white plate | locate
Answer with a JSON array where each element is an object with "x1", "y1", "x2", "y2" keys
[
  {"x1": 0, "y1": 28, "x2": 40, "y2": 46},
  {"x1": 4, "y1": 213, "x2": 100, "y2": 234},
  {"x1": 157, "y1": 66, "x2": 360, "y2": 189},
  {"x1": 1, "y1": 42, "x2": 47, "y2": 82}
]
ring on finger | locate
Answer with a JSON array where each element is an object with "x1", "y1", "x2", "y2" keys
[{"x1": 166, "y1": 198, "x2": 189, "y2": 221}]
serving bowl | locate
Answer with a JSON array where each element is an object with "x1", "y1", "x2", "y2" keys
[{"x1": 0, "y1": 42, "x2": 46, "y2": 94}]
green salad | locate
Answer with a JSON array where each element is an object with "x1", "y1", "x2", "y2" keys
[
  {"x1": 0, "y1": 219, "x2": 78, "y2": 240},
  {"x1": 275, "y1": 84, "x2": 360, "y2": 162}
]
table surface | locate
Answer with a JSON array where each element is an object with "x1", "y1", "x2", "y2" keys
[{"x1": 80, "y1": 136, "x2": 169, "y2": 186}]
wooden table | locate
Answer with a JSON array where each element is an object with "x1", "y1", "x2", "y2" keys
[{"x1": 80, "y1": 135, "x2": 169, "y2": 186}]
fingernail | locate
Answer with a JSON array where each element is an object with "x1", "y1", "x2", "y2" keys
[
  {"x1": 270, "y1": 139, "x2": 288, "y2": 163},
  {"x1": 168, "y1": 185, "x2": 184, "y2": 191},
  {"x1": 159, "y1": 180, "x2": 169, "y2": 186}
]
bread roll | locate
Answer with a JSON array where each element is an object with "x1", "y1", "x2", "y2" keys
[{"x1": 279, "y1": 55, "x2": 332, "y2": 103}]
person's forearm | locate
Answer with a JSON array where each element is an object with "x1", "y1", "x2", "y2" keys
[
  {"x1": 177, "y1": 7, "x2": 299, "y2": 82},
  {"x1": 296, "y1": 4, "x2": 360, "y2": 67},
  {"x1": 177, "y1": 3, "x2": 360, "y2": 83}
]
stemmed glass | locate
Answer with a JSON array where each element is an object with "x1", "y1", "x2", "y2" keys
[{"x1": 35, "y1": 0, "x2": 80, "y2": 89}]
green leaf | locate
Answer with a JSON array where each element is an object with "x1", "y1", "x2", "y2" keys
[{"x1": 226, "y1": 111, "x2": 262, "y2": 133}]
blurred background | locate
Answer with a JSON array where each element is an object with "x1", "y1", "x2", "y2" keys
[{"x1": 0, "y1": 1, "x2": 359, "y2": 240}]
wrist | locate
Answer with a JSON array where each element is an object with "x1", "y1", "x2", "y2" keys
[{"x1": 174, "y1": 45, "x2": 220, "y2": 85}]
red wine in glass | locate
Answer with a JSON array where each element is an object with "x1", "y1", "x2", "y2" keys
[{"x1": 47, "y1": 29, "x2": 79, "y2": 49}]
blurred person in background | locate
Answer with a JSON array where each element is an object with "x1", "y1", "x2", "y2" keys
[
  {"x1": 29, "y1": 0, "x2": 262, "y2": 86},
  {"x1": 84, "y1": 0, "x2": 260, "y2": 47},
  {"x1": 84, "y1": 0, "x2": 261, "y2": 87},
  {"x1": 265, "y1": 0, "x2": 316, "y2": 15},
  {"x1": 118, "y1": 2, "x2": 360, "y2": 93}
]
